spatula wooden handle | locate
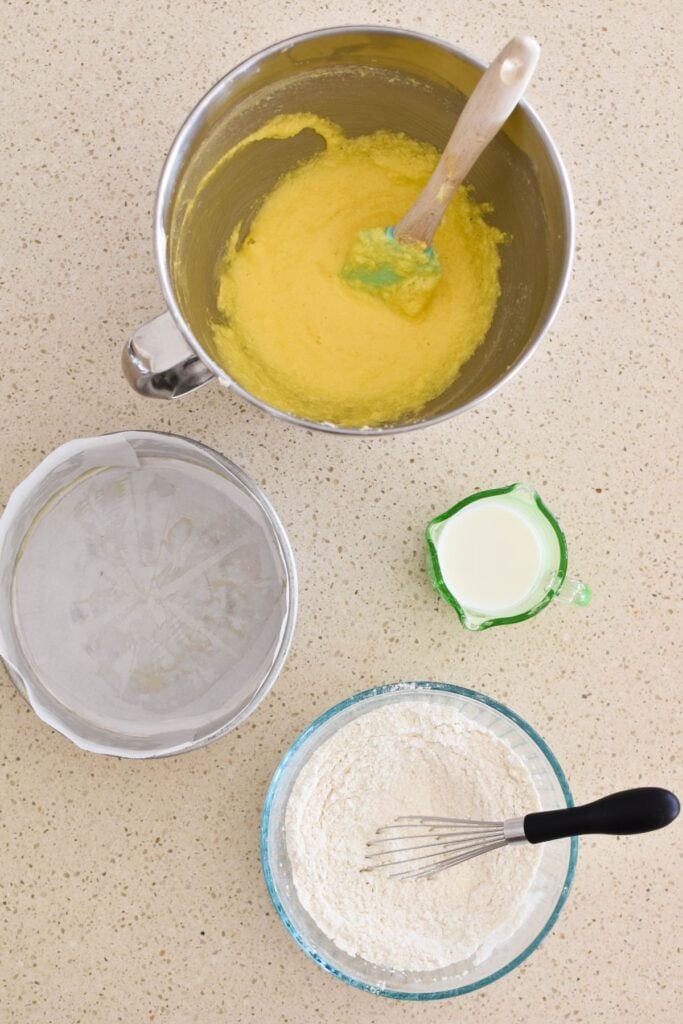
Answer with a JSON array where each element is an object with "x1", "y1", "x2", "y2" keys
[{"x1": 395, "y1": 35, "x2": 540, "y2": 247}]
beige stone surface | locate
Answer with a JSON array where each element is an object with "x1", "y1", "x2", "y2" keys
[{"x1": 1, "y1": 1, "x2": 681, "y2": 1021}]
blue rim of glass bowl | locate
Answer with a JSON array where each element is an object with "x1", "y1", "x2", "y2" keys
[{"x1": 260, "y1": 681, "x2": 578, "y2": 1000}]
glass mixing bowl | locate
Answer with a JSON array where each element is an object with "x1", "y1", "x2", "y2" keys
[{"x1": 260, "y1": 682, "x2": 577, "y2": 999}]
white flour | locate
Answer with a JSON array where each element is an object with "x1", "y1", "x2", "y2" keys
[{"x1": 285, "y1": 700, "x2": 542, "y2": 972}]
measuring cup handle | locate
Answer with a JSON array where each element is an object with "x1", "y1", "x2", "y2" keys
[
  {"x1": 122, "y1": 311, "x2": 216, "y2": 399},
  {"x1": 555, "y1": 574, "x2": 592, "y2": 607}
]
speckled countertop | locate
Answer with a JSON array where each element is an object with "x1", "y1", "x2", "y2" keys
[{"x1": 1, "y1": 1, "x2": 681, "y2": 1021}]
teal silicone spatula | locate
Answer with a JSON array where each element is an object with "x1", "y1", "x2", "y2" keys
[{"x1": 342, "y1": 35, "x2": 540, "y2": 316}]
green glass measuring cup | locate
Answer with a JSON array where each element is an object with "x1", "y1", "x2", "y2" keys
[{"x1": 426, "y1": 483, "x2": 591, "y2": 631}]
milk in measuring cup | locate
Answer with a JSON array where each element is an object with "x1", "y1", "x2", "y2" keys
[{"x1": 435, "y1": 500, "x2": 544, "y2": 615}]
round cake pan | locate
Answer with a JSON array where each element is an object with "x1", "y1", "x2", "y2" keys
[{"x1": 0, "y1": 431, "x2": 297, "y2": 757}]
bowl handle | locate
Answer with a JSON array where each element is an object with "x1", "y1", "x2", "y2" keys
[{"x1": 122, "y1": 311, "x2": 216, "y2": 399}]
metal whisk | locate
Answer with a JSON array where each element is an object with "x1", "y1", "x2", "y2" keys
[{"x1": 364, "y1": 788, "x2": 679, "y2": 881}]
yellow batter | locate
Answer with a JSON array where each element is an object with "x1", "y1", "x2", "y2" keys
[{"x1": 210, "y1": 114, "x2": 504, "y2": 428}]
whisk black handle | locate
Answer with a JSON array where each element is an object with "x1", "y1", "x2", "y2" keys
[{"x1": 523, "y1": 787, "x2": 680, "y2": 844}]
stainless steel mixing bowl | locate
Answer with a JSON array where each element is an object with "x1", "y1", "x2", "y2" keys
[{"x1": 123, "y1": 27, "x2": 573, "y2": 434}]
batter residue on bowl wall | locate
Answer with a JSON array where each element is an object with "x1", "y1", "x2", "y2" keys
[{"x1": 208, "y1": 114, "x2": 505, "y2": 428}]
